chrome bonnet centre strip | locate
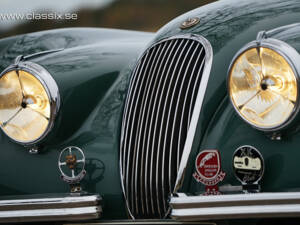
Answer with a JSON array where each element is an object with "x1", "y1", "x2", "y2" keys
[{"x1": 170, "y1": 192, "x2": 300, "y2": 221}]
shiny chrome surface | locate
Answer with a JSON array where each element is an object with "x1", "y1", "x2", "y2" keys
[
  {"x1": 227, "y1": 37, "x2": 300, "y2": 131},
  {"x1": 0, "y1": 194, "x2": 101, "y2": 223},
  {"x1": 173, "y1": 36, "x2": 212, "y2": 193},
  {"x1": 65, "y1": 220, "x2": 215, "y2": 224},
  {"x1": 58, "y1": 146, "x2": 86, "y2": 184},
  {"x1": 266, "y1": 22, "x2": 300, "y2": 37},
  {"x1": 180, "y1": 17, "x2": 200, "y2": 29},
  {"x1": 0, "y1": 60, "x2": 60, "y2": 145},
  {"x1": 120, "y1": 34, "x2": 212, "y2": 218},
  {"x1": 170, "y1": 192, "x2": 300, "y2": 221},
  {"x1": 0, "y1": 207, "x2": 100, "y2": 223}
]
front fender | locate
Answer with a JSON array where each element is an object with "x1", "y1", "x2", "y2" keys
[{"x1": 0, "y1": 28, "x2": 153, "y2": 219}]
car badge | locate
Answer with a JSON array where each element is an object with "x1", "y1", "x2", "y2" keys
[
  {"x1": 58, "y1": 146, "x2": 86, "y2": 193},
  {"x1": 180, "y1": 17, "x2": 200, "y2": 29},
  {"x1": 233, "y1": 145, "x2": 264, "y2": 193},
  {"x1": 193, "y1": 149, "x2": 226, "y2": 195}
]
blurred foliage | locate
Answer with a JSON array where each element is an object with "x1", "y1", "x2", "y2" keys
[{"x1": 0, "y1": 0, "x2": 216, "y2": 38}]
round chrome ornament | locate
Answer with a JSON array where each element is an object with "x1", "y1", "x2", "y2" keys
[
  {"x1": 180, "y1": 17, "x2": 200, "y2": 29},
  {"x1": 58, "y1": 146, "x2": 86, "y2": 184},
  {"x1": 232, "y1": 145, "x2": 264, "y2": 186},
  {"x1": 0, "y1": 60, "x2": 60, "y2": 145}
]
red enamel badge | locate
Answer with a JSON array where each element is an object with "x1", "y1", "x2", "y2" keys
[{"x1": 193, "y1": 149, "x2": 226, "y2": 195}]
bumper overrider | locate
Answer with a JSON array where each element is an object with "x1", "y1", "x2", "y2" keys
[
  {"x1": 0, "y1": 194, "x2": 101, "y2": 223},
  {"x1": 170, "y1": 192, "x2": 300, "y2": 221}
]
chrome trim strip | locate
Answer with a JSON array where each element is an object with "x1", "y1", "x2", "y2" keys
[
  {"x1": 0, "y1": 61, "x2": 60, "y2": 146},
  {"x1": 171, "y1": 192, "x2": 300, "y2": 208},
  {"x1": 122, "y1": 46, "x2": 155, "y2": 218},
  {"x1": 170, "y1": 192, "x2": 300, "y2": 221},
  {"x1": 0, "y1": 206, "x2": 100, "y2": 223},
  {"x1": 121, "y1": 52, "x2": 144, "y2": 192},
  {"x1": 160, "y1": 39, "x2": 191, "y2": 216},
  {"x1": 227, "y1": 37, "x2": 300, "y2": 132},
  {"x1": 166, "y1": 40, "x2": 193, "y2": 192},
  {"x1": 120, "y1": 34, "x2": 213, "y2": 218},
  {"x1": 134, "y1": 42, "x2": 168, "y2": 216},
  {"x1": 148, "y1": 39, "x2": 186, "y2": 216},
  {"x1": 142, "y1": 39, "x2": 179, "y2": 215},
  {"x1": 23, "y1": 48, "x2": 64, "y2": 61},
  {"x1": 173, "y1": 35, "x2": 213, "y2": 193},
  {"x1": 172, "y1": 204, "x2": 300, "y2": 221},
  {"x1": 188, "y1": 54, "x2": 204, "y2": 126},
  {"x1": 141, "y1": 41, "x2": 171, "y2": 215},
  {"x1": 161, "y1": 39, "x2": 189, "y2": 196},
  {"x1": 65, "y1": 220, "x2": 216, "y2": 224},
  {"x1": 266, "y1": 22, "x2": 300, "y2": 37},
  {"x1": 178, "y1": 45, "x2": 203, "y2": 169},
  {"x1": 0, "y1": 194, "x2": 101, "y2": 223},
  {"x1": 0, "y1": 195, "x2": 101, "y2": 210},
  {"x1": 151, "y1": 39, "x2": 184, "y2": 196},
  {"x1": 140, "y1": 44, "x2": 164, "y2": 216}
]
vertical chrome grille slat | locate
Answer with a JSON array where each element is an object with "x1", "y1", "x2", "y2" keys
[
  {"x1": 135, "y1": 40, "x2": 174, "y2": 215},
  {"x1": 151, "y1": 40, "x2": 187, "y2": 215},
  {"x1": 164, "y1": 40, "x2": 195, "y2": 189},
  {"x1": 132, "y1": 41, "x2": 170, "y2": 216},
  {"x1": 141, "y1": 39, "x2": 179, "y2": 216},
  {"x1": 188, "y1": 56, "x2": 205, "y2": 128},
  {"x1": 121, "y1": 58, "x2": 143, "y2": 177},
  {"x1": 177, "y1": 46, "x2": 204, "y2": 168},
  {"x1": 173, "y1": 44, "x2": 202, "y2": 169},
  {"x1": 120, "y1": 35, "x2": 211, "y2": 219},
  {"x1": 156, "y1": 40, "x2": 189, "y2": 214},
  {"x1": 123, "y1": 47, "x2": 157, "y2": 214},
  {"x1": 152, "y1": 41, "x2": 188, "y2": 200},
  {"x1": 129, "y1": 44, "x2": 163, "y2": 215}
]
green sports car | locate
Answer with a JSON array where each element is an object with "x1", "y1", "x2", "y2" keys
[{"x1": 0, "y1": 0, "x2": 300, "y2": 224}]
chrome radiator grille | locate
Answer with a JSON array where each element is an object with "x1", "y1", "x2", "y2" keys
[{"x1": 120, "y1": 35, "x2": 209, "y2": 219}]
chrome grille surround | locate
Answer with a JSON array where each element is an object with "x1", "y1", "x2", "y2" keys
[{"x1": 120, "y1": 34, "x2": 213, "y2": 219}]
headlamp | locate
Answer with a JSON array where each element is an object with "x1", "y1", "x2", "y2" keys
[
  {"x1": 0, "y1": 61, "x2": 59, "y2": 145},
  {"x1": 228, "y1": 38, "x2": 300, "y2": 131}
]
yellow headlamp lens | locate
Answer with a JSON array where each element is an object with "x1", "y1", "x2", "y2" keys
[
  {"x1": 0, "y1": 70, "x2": 50, "y2": 143},
  {"x1": 229, "y1": 47, "x2": 297, "y2": 129}
]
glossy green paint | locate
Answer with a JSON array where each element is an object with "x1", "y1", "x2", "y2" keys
[
  {"x1": 0, "y1": 28, "x2": 154, "y2": 219},
  {"x1": 148, "y1": 0, "x2": 300, "y2": 194},
  {"x1": 189, "y1": 26, "x2": 300, "y2": 193},
  {"x1": 1, "y1": 0, "x2": 300, "y2": 222}
]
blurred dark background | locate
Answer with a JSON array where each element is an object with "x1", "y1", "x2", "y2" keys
[{"x1": 0, "y1": 0, "x2": 216, "y2": 39}]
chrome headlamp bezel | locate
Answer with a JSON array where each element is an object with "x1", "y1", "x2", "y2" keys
[
  {"x1": 0, "y1": 60, "x2": 60, "y2": 145},
  {"x1": 227, "y1": 37, "x2": 300, "y2": 132}
]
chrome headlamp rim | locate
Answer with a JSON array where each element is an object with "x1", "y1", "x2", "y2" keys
[
  {"x1": 0, "y1": 60, "x2": 60, "y2": 145},
  {"x1": 227, "y1": 37, "x2": 300, "y2": 132}
]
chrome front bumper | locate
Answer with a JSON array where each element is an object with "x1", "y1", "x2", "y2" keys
[
  {"x1": 0, "y1": 194, "x2": 101, "y2": 223},
  {"x1": 170, "y1": 192, "x2": 300, "y2": 221}
]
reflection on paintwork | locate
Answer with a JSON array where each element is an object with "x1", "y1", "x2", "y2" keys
[
  {"x1": 0, "y1": 0, "x2": 300, "y2": 220},
  {"x1": 82, "y1": 158, "x2": 105, "y2": 193}
]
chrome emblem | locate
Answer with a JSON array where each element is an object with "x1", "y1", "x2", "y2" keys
[
  {"x1": 232, "y1": 145, "x2": 264, "y2": 193},
  {"x1": 193, "y1": 149, "x2": 226, "y2": 195},
  {"x1": 58, "y1": 146, "x2": 86, "y2": 185},
  {"x1": 180, "y1": 17, "x2": 200, "y2": 29}
]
